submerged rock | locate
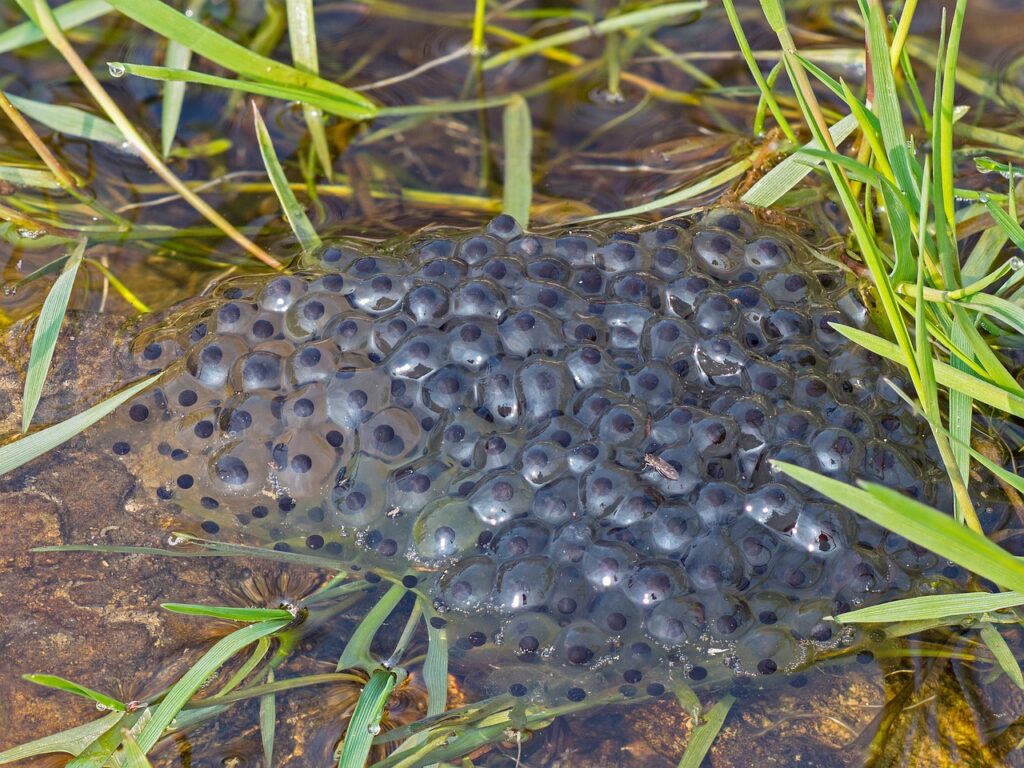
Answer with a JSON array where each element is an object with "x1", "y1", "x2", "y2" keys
[{"x1": 85, "y1": 208, "x2": 997, "y2": 703}]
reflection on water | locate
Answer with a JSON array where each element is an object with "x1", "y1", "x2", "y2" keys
[{"x1": 3, "y1": 0, "x2": 1024, "y2": 765}]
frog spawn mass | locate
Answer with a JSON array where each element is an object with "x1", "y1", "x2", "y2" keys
[{"x1": 93, "y1": 209, "x2": 965, "y2": 704}]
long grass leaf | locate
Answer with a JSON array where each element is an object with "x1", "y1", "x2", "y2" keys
[
  {"x1": 337, "y1": 669, "x2": 396, "y2": 768},
  {"x1": 0, "y1": 165, "x2": 62, "y2": 189},
  {"x1": 21, "y1": 238, "x2": 85, "y2": 432},
  {"x1": 161, "y1": 602, "x2": 294, "y2": 622},
  {"x1": 677, "y1": 694, "x2": 734, "y2": 768},
  {"x1": 980, "y1": 623, "x2": 1024, "y2": 689},
  {"x1": 2, "y1": 92, "x2": 128, "y2": 150},
  {"x1": 0, "y1": 0, "x2": 110, "y2": 55},
  {"x1": 336, "y1": 584, "x2": 405, "y2": 672},
  {"x1": 136, "y1": 619, "x2": 289, "y2": 753},
  {"x1": 160, "y1": 0, "x2": 204, "y2": 158},
  {"x1": 253, "y1": 105, "x2": 321, "y2": 252},
  {"x1": 260, "y1": 669, "x2": 276, "y2": 768},
  {"x1": 501, "y1": 95, "x2": 532, "y2": 228},
  {"x1": 23, "y1": 674, "x2": 125, "y2": 711},
  {"x1": 0, "y1": 713, "x2": 123, "y2": 764},
  {"x1": 65, "y1": 711, "x2": 142, "y2": 768},
  {"x1": 773, "y1": 461, "x2": 1024, "y2": 593},
  {"x1": 741, "y1": 114, "x2": 858, "y2": 207},
  {"x1": 121, "y1": 733, "x2": 154, "y2": 768},
  {"x1": 285, "y1": 0, "x2": 332, "y2": 179},
  {"x1": 837, "y1": 591, "x2": 1024, "y2": 623},
  {"x1": 102, "y1": 0, "x2": 375, "y2": 117}
]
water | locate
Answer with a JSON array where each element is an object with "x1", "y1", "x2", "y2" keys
[{"x1": 2, "y1": 1, "x2": 1024, "y2": 765}]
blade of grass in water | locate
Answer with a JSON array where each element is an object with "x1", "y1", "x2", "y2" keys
[
  {"x1": 253, "y1": 104, "x2": 321, "y2": 253},
  {"x1": 260, "y1": 668, "x2": 276, "y2": 768},
  {"x1": 677, "y1": 694, "x2": 734, "y2": 768},
  {"x1": 0, "y1": 373, "x2": 160, "y2": 477},
  {"x1": 121, "y1": 733, "x2": 154, "y2": 768},
  {"x1": 66, "y1": 711, "x2": 142, "y2": 768},
  {"x1": 0, "y1": 0, "x2": 111, "y2": 55},
  {"x1": 2, "y1": 92, "x2": 129, "y2": 151},
  {"x1": 101, "y1": 0, "x2": 376, "y2": 117},
  {"x1": 160, "y1": 0, "x2": 204, "y2": 158},
  {"x1": 135, "y1": 619, "x2": 290, "y2": 753},
  {"x1": 483, "y1": 2, "x2": 707, "y2": 70},
  {"x1": 0, "y1": 165, "x2": 62, "y2": 189},
  {"x1": 501, "y1": 95, "x2": 532, "y2": 228},
  {"x1": 161, "y1": 602, "x2": 295, "y2": 623},
  {"x1": 23, "y1": 674, "x2": 126, "y2": 712},
  {"x1": 21, "y1": 238, "x2": 85, "y2": 432},
  {"x1": 773, "y1": 462, "x2": 1024, "y2": 594},
  {"x1": 979, "y1": 623, "x2": 1024, "y2": 690},
  {"x1": 285, "y1": 0, "x2": 332, "y2": 180},
  {"x1": 337, "y1": 669, "x2": 396, "y2": 768},
  {"x1": 0, "y1": 712, "x2": 123, "y2": 764},
  {"x1": 837, "y1": 591, "x2": 1024, "y2": 623},
  {"x1": 336, "y1": 584, "x2": 406, "y2": 672}
]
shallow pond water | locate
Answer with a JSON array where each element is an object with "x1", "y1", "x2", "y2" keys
[{"x1": 4, "y1": 1, "x2": 1024, "y2": 766}]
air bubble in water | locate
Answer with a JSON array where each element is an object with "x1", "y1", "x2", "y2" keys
[
  {"x1": 108, "y1": 63, "x2": 126, "y2": 78},
  {"x1": 1011, "y1": 257, "x2": 1023, "y2": 271},
  {"x1": 366, "y1": 723, "x2": 381, "y2": 735}
]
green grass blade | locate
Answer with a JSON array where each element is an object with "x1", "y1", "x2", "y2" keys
[
  {"x1": 253, "y1": 105, "x2": 321, "y2": 253},
  {"x1": 678, "y1": 694, "x2": 734, "y2": 768},
  {"x1": 501, "y1": 95, "x2": 532, "y2": 228},
  {"x1": 741, "y1": 114, "x2": 858, "y2": 207},
  {"x1": 424, "y1": 613, "x2": 448, "y2": 718},
  {"x1": 337, "y1": 669, "x2": 396, "y2": 768},
  {"x1": 336, "y1": 584, "x2": 405, "y2": 672},
  {"x1": 136, "y1": 619, "x2": 289, "y2": 753},
  {"x1": 65, "y1": 711, "x2": 142, "y2": 768},
  {"x1": 0, "y1": 0, "x2": 110, "y2": 54},
  {"x1": 23, "y1": 674, "x2": 126, "y2": 711},
  {"x1": 2, "y1": 92, "x2": 128, "y2": 149},
  {"x1": 0, "y1": 165, "x2": 62, "y2": 189},
  {"x1": 161, "y1": 602, "x2": 294, "y2": 622},
  {"x1": 0, "y1": 713, "x2": 123, "y2": 764},
  {"x1": 577, "y1": 156, "x2": 751, "y2": 222},
  {"x1": 483, "y1": 2, "x2": 707, "y2": 71},
  {"x1": 832, "y1": 324, "x2": 1024, "y2": 419},
  {"x1": 773, "y1": 461, "x2": 1024, "y2": 594},
  {"x1": 112, "y1": 62, "x2": 356, "y2": 119},
  {"x1": 979, "y1": 622, "x2": 1024, "y2": 690},
  {"x1": 102, "y1": 0, "x2": 376, "y2": 117},
  {"x1": 21, "y1": 238, "x2": 85, "y2": 432},
  {"x1": 285, "y1": 0, "x2": 332, "y2": 179},
  {"x1": 1, "y1": 374, "x2": 160, "y2": 477},
  {"x1": 837, "y1": 591, "x2": 1024, "y2": 623},
  {"x1": 160, "y1": 0, "x2": 204, "y2": 158},
  {"x1": 121, "y1": 733, "x2": 154, "y2": 768},
  {"x1": 260, "y1": 668, "x2": 276, "y2": 768}
]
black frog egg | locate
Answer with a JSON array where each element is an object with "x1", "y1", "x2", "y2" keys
[
  {"x1": 458, "y1": 234, "x2": 502, "y2": 263},
  {"x1": 516, "y1": 360, "x2": 574, "y2": 422},
  {"x1": 360, "y1": 407, "x2": 422, "y2": 461},
  {"x1": 414, "y1": 256, "x2": 466, "y2": 287},
  {"x1": 206, "y1": 442, "x2": 268, "y2": 497},
  {"x1": 405, "y1": 284, "x2": 451, "y2": 324},
  {"x1": 491, "y1": 520, "x2": 551, "y2": 560},
  {"x1": 627, "y1": 364, "x2": 679, "y2": 409},
  {"x1": 734, "y1": 626, "x2": 801, "y2": 675},
  {"x1": 499, "y1": 310, "x2": 564, "y2": 357},
  {"x1": 413, "y1": 499, "x2": 484, "y2": 562},
  {"x1": 258, "y1": 276, "x2": 307, "y2": 312},
  {"x1": 349, "y1": 268, "x2": 407, "y2": 313},
  {"x1": 566, "y1": 346, "x2": 619, "y2": 390},
  {"x1": 645, "y1": 595, "x2": 706, "y2": 647},
  {"x1": 497, "y1": 556, "x2": 554, "y2": 611},
  {"x1": 323, "y1": 313, "x2": 373, "y2": 354},
  {"x1": 684, "y1": 533, "x2": 745, "y2": 591},
  {"x1": 519, "y1": 441, "x2": 568, "y2": 486},
  {"x1": 624, "y1": 561, "x2": 685, "y2": 606},
  {"x1": 581, "y1": 542, "x2": 634, "y2": 590},
  {"x1": 325, "y1": 369, "x2": 391, "y2": 429},
  {"x1": 647, "y1": 506, "x2": 700, "y2": 554},
  {"x1": 531, "y1": 477, "x2": 580, "y2": 525},
  {"x1": 469, "y1": 473, "x2": 530, "y2": 526},
  {"x1": 271, "y1": 430, "x2": 336, "y2": 497},
  {"x1": 764, "y1": 272, "x2": 812, "y2": 304},
  {"x1": 437, "y1": 556, "x2": 497, "y2": 611},
  {"x1": 448, "y1": 320, "x2": 500, "y2": 369},
  {"x1": 423, "y1": 365, "x2": 472, "y2": 412},
  {"x1": 694, "y1": 292, "x2": 739, "y2": 336},
  {"x1": 233, "y1": 351, "x2": 284, "y2": 392},
  {"x1": 744, "y1": 237, "x2": 790, "y2": 271},
  {"x1": 692, "y1": 229, "x2": 745, "y2": 279},
  {"x1": 811, "y1": 427, "x2": 864, "y2": 478},
  {"x1": 286, "y1": 341, "x2": 338, "y2": 386},
  {"x1": 596, "y1": 405, "x2": 644, "y2": 447},
  {"x1": 555, "y1": 621, "x2": 610, "y2": 666},
  {"x1": 284, "y1": 293, "x2": 345, "y2": 339},
  {"x1": 388, "y1": 330, "x2": 450, "y2": 379},
  {"x1": 743, "y1": 483, "x2": 801, "y2": 533},
  {"x1": 186, "y1": 336, "x2": 248, "y2": 388}
]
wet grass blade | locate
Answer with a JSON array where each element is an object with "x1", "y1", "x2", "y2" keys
[
  {"x1": 253, "y1": 104, "x2": 321, "y2": 253},
  {"x1": 0, "y1": 712, "x2": 123, "y2": 764},
  {"x1": 161, "y1": 602, "x2": 294, "y2": 623},
  {"x1": 677, "y1": 694, "x2": 734, "y2": 768},
  {"x1": 102, "y1": 0, "x2": 376, "y2": 117},
  {"x1": 285, "y1": 0, "x2": 332, "y2": 179},
  {"x1": 23, "y1": 674, "x2": 126, "y2": 711},
  {"x1": 337, "y1": 669, "x2": 397, "y2": 768},
  {"x1": 66, "y1": 711, "x2": 142, "y2": 768},
  {"x1": 136, "y1": 619, "x2": 289, "y2": 753},
  {"x1": 336, "y1": 584, "x2": 406, "y2": 672},
  {"x1": 0, "y1": 0, "x2": 111, "y2": 55},
  {"x1": 2, "y1": 92, "x2": 127, "y2": 150},
  {"x1": 741, "y1": 114, "x2": 859, "y2": 207},
  {"x1": 979, "y1": 623, "x2": 1024, "y2": 690},
  {"x1": 773, "y1": 461, "x2": 1024, "y2": 594},
  {"x1": 501, "y1": 95, "x2": 532, "y2": 228},
  {"x1": 121, "y1": 733, "x2": 153, "y2": 768},
  {"x1": 1, "y1": 373, "x2": 160, "y2": 477},
  {"x1": 160, "y1": 0, "x2": 204, "y2": 158},
  {"x1": 423, "y1": 612, "x2": 448, "y2": 717},
  {"x1": 0, "y1": 165, "x2": 62, "y2": 189},
  {"x1": 21, "y1": 237, "x2": 85, "y2": 432},
  {"x1": 483, "y1": 2, "x2": 706, "y2": 71},
  {"x1": 837, "y1": 591, "x2": 1024, "y2": 623},
  {"x1": 260, "y1": 668, "x2": 276, "y2": 768}
]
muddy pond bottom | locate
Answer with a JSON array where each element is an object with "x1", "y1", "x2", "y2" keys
[{"x1": 87, "y1": 208, "x2": 989, "y2": 704}]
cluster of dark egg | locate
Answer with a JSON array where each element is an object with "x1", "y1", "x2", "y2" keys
[{"x1": 94, "y1": 209, "x2": 977, "y2": 703}]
